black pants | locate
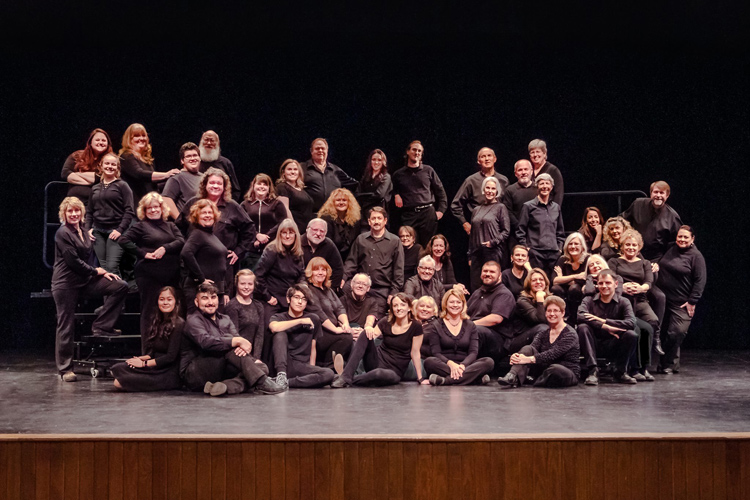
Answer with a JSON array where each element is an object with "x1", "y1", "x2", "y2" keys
[
  {"x1": 272, "y1": 330, "x2": 334, "y2": 388},
  {"x1": 550, "y1": 282, "x2": 584, "y2": 323},
  {"x1": 424, "y1": 357, "x2": 494, "y2": 385},
  {"x1": 634, "y1": 318, "x2": 653, "y2": 371},
  {"x1": 401, "y1": 205, "x2": 437, "y2": 247},
  {"x1": 660, "y1": 302, "x2": 693, "y2": 370},
  {"x1": 315, "y1": 329, "x2": 354, "y2": 368},
  {"x1": 508, "y1": 345, "x2": 579, "y2": 387},
  {"x1": 476, "y1": 324, "x2": 546, "y2": 364},
  {"x1": 182, "y1": 351, "x2": 269, "y2": 393},
  {"x1": 528, "y1": 249, "x2": 560, "y2": 283},
  {"x1": 53, "y1": 277, "x2": 129, "y2": 373},
  {"x1": 341, "y1": 332, "x2": 402, "y2": 387},
  {"x1": 577, "y1": 323, "x2": 638, "y2": 375}
]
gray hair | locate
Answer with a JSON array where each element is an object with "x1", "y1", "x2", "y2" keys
[
  {"x1": 535, "y1": 173, "x2": 554, "y2": 187},
  {"x1": 528, "y1": 139, "x2": 547, "y2": 153},
  {"x1": 353, "y1": 273, "x2": 372, "y2": 287},
  {"x1": 418, "y1": 255, "x2": 436, "y2": 268},
  {"x1": 307, "y1": 218, "x2": 328, "y2": 232},
  {"x1": 480, "y1": 176, "x2": 502, "y2": 197}
]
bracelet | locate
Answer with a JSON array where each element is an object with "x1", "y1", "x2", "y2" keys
[{"x1": 417, "y1": 377, "x2": 425, "y2": 383}]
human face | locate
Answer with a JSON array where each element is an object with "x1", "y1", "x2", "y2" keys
[
  {"x1": 567, "y1": 237, "x2": 583, "y2": 257},
  {"x1": 100, "y1": 156, "x2": 119, "y2": 181},
  {"x1": 195, "y1": 292, "x2": 218, "y2": 316},
  {"x1": 311, "y1": 266, "x2": 328, "y2": 286},
  {"x1": 406, "y1": 143, "x2": 423, "y2": 165},
  {"x1": 512, "y1": 247, "x2": 529, "y2": 268},
  {"x1": 597, "y1": 275, "x2": 616, "y2": 299},
  {"x1": 334, "y1": 195, "x2": 349, "y2": 214},
  {"x1": 650, "y1": 187, "x2": 669, "y2": 208},
  {"x1": 398, "y1": 229, "x2": 414, "y2": 248},
  {"x1": 545, "y1": 303, "x2": 563, "y2": 326},
  {"x1": 530, "y1": 272, "x2": 547, "y2": 293},
  {"x1": 181, "y1": 149, "x2": 201, "y2": 173},
  {"x1": 253, "y1": 180, "x2": 269, "y2": 200},
  {"x1": 622, "y1": 238, "x2": 640, "y2": 259},
  {"x1": 200, "y1": 132, "x2": 219, "y2": 151},
  {"x1": 289, "y1": 292, "x2": 308, "y2": 315},
  {"x1": 158, "y1": 290, "x2": 176, "y2": 314},
  {"x1": 515, "y1": 161, "x2": 532, "y2": 183},
  {"x1": 537, "y1": 179, "x2": 552, "y2": 198},
  {"x1": 446, "y1": 295, "x2": 463, "y2": 318},
  {"x1": 369, "y1": 212, "x2": 386, "y2": 233},
  {"x1": 306, "y1": 221, "x2": 327, "y2": 245},
  {"x1": 588, "y1": 257, "x2": 605, "y2": 275},
  {"x1": 90, "y1": 132, "x2": 109, "y2": 154},
  {"x1": 416, "y1": 301, "x2": 434, "y2": 320},
  {"x1": 609, "y1": 223, "x2": 623, "y2": 243},
  {"x1": 198, "y1": 206, "x2": 215, "y2": 227},
  {"x1": 417, "y1": 261, "x2": 435, "y2": 281},
  {"x1": 206, "y1": 175, "x2": 225, "y2": 200},
  {"x1": 431, "y1": 238, "x2": 446, "y2": 260},
  {"x1": 284, "y1": 163, "x2": 300, "y2": 183},
  {"x1": 483, "y1": 181, "x2": 498, "y2": 202},
  {"x1": 65, "y1": 206, "x2": 82, "y2": 226},
  {"x1": 236, "y1": 275, "x2": 255, "y2": 299},
  {"x1": 477, "y1": 148, "x2": 496, "y2": 170},
  {"x1": 587, "y1": 210, "x2": 600, "y2": 227},
  {"x1": 481, "y1": 264, "x2": 500, "y2": 286},
  {"x1": 146, "y1": 200, "x2": 162, "y2": 220},
  {"x1": 676, "y1": 229, "x2": 695, "y2": 249},
  {"x1": 280, "y1": 228, "x2": 296, "y2": 247},
  {"x1": 391, "y1": 297, "x2": 409, "y2": 320},
  {"x1": 370, "y1": 153, "x2": 384, "y2": 174},
  {"x1": 311, "y1": 140, "x2": 328, "y2": 164},
  {"x1": 131, "y1": 132, "x2": 148, "y2": 153},
  {"x1": 529, "y1": 147, "x2": 547, "y2": 168},
  {"x1": 351, "y1": 276, "x2": 371, "y2": 298}
]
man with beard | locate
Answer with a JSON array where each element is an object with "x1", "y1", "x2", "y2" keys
[
  {"x1": 301, "y1": 138, "x2": 358, "y2": 212},
  {"x1": 528, "y1": 139, "x2": 564, "y2": 207},
  {"x1": 199, "y1": 130, "x2": 241, "y2": 201},
  {"x1": 300, "y1": 218, "x2": 344, "y2": 290},
  {"x1": 162, "y1": 142, "x2": 203, "y2": 217},
  {"x1": 466, "y1": 261, "x2": 518, "y2": 365},
  {"x1": 502, "y1": 159, "x2": 538, "y2": 243},
  {"x1": 621, "y1": 181, "x2": 682, "y2": 263},
  {"x1": 451, "y1": 147, "x2": 509, "y2": 235}
]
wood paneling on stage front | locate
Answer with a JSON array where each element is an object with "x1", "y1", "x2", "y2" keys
[{"x1": 1, "y1": 436, "x2": 749, "y2": 500}]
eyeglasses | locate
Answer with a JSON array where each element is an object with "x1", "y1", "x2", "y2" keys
[
  {"x1": 291, "y1": 295, "x2": 308, "y2": 302},
  {"x1": 418, "y1": 266, "x2": 435, "y2": 272}
]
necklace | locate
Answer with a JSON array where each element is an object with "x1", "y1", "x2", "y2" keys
[{"x1": 446, "y1": 316, "x2": 461, "y2": 327}]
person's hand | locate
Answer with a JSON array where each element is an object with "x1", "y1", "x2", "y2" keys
[
  {"x1": 419, "y1": 378, "x2": 430, "y2": 385},
  {"x1": 145, "y1": 247, "x2": 166, "y2": 260},
  {"x1": 202, "y1": 279, "x2": 215, "y2": 286},
  {"x1": 463, "y1": 222, "x2": 471, "y2": 235},
  {"x1": 234, "y1": 346, "x2": 249, "y2": 357},
  {"x1": 268, "y1": 296, "x2": 278, "y2": 306},
  {"x1": 510, "y1": 353, "x2": 521, "y2": 365},
  {"x1": 254, "y1": 241, "x2": 260, "y2": 248},
  {"x1": 232, "y1": 337, "x2": 252, "y2": 355},
  {"x1": 436, "y1": 211, "x2": 444, "y2": 220},
  {"x1": 394, "y1": 194, "x2": 403, "y2": 208},
  {"x1": 227, "y1": 250, "x2": 239, "y2": 265},
  {"x1": 342, "y1": 324, "x2": 353, "y2": 334},
  {"x1": 223, "y1": 295, "x2": 230, "y2": 306},
  {"x1": 593, "y1": 223, "x2": 602, "y2": 235},
  {"x1": 554, "y1": 266, "x2": 563, "y2": 277},
  {"x1": 302, "y1": 318, "x2": 315, "y2": 329},
  {"x1": 126, "y1": 357, "x2": 146, "y2": 368},
  {"x1": 482, "y1": 241, "x2": 492, "y2": 248},
  {"x1": 97, "y1": 268, "x2": 121, "y2": 281},
  {"x1": 256, "y1": 233, "x2": 270, "y2": 244},
  {"x1": 651, "y1": 262, "x2": 660, "y2": 273},
  {"x1": 365, "y1": 326, "x2": 378, "y2": 340},
  {"x1": 167, "y1": 168, "x2": 180, "y2": 177},
  {"x1": 351, "y1": 327, "x2": 363, "y2": 341},
  {"x1": 387, "y1": 295, "x2": 393, "y2": 305},
  {"x1": 523, "y1": 261, "x2": 533, "y2": 271},
  {"x1": 88, "y1": 228, "x2": 96, "y2": 241},
  {"x1": 447, "y1": 360, "x2": 464, "y2": 380},
  {"x1": 535, "y1": 290, "x2": 546, "y2": 302},
  {"x1": 583, "y1": 313, "x2": 604, "y2": 323},
  {"x1": 681, "y1": 301, "x2": 696, "y2": 318},
  {"x1": 109, "y1": 230, "x2": 121, "y2": 241},
  {"x1": 576, "y1": 271, "x2": 587, "y2": 280}
]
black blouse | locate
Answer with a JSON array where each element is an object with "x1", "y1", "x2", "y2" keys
[
  {"x1": 307, "y1": 283, "x2": 347, "y2": 325},
  {"x1": 428, "y1": 319, "x2": 479, "y2": 366},
  {"x1": 322, "y1": 214, "x2": 360, "y2": 261},
  {"x1": 276, "y1": 183, "x2": 314, "y2": 232},
  {"x1": 403, "y1": 244, "x2": 423, "y2": 281},
  {"x1": 468, "y1": 202, "x2": 510, "y2": 256},
  {"x1": 180, "y1": 224, "x2": 228, "y2": 293},
  {"x1": 51, "y1": 224, "x2": 98, "y2": 291},
  {"x1": 254, "y1": 247, "x2": 305, "y2": 307},
  {"x1": 119, "y1": 219, "x2": 184, "y2": 281},
  {"x1": 225, "y1": 298, "x2": 265, "y2": 358},
  {"x1": 241, "y1": 198, "x2": 287, "y2": 254}
]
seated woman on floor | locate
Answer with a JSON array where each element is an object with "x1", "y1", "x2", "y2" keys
[
  {"x1": 225, "y1": 270, "x2": 265, "y2": 360},
  {"x1": 331, "y1": 293, "x2": 427, "y2": 387},
  {"x1": 497, "y1": 295, "x2": 580, "y2": 388},
  {"x1": 111, "y1": 286, "x2": 184, "y2": 391},
  {"x1": 424, "y1": 287, "x2": 494, "y2": 386}
]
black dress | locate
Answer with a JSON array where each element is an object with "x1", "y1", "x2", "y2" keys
[{"x1": 276, "y1": 183, "x2": 314, "y2": 231}]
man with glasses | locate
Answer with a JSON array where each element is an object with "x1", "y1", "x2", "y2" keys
[
  {"x1": 341, "y1": 273, "x2": 383, "y2": 341},
  {"x1": 162, "y1": 142, "x2": 203, "y2": 217},
  {"x1": 403, "y1": 255, "x2": 444, "y2": 306}
]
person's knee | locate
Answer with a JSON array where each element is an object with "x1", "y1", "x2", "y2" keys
[
  {"x1": 384, "y1": 370, "x2": 401, "y2": 384},
  {"x1": 519, "y1": 345, "x2": 535, "y2": 356}
]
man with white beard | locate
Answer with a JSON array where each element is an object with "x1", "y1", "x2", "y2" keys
[{"x1": 199, "y1": 130, "x2": 241, "y2": 201}]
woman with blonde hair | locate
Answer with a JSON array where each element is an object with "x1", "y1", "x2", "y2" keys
[
  {"x1": 600, "y1": 216, "x2": 633, "y2": 261},
  {"x1": 119, "y1": 123, "x2": 179, "y2": 202},
  {"x1": 551, "y1": 232, "x2": 589, "y2": 322},
  {"x1": 275, "y1": 159, "x2": 314, "y2": 231},
  {"x1": 413, "y1": 295, "x2": 440, "y2": 358},
  {"x1": 318, "y1": 188, "x2": 361, "y2": 261}
]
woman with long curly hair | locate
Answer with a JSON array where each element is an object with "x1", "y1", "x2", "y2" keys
[
  {"x1": 600, "y1": 216, "x2": 633, "y2": 261},
  {"x1": 119, "y1": 123, "x2": 179, "y2": 202},
  {"x1": 318, "y1": 187, "x2": 361, "y2": 261},
  {"x1": 61, "y1": 128, "x2": 113, "y2": 204}
]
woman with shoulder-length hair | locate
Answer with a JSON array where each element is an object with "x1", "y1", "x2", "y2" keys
[
  {"x1": 110, "y1": 286, "x2": 184, "y2": 391},
  {"x1": 514, "y1": 267, "x2": 555, "y2": 339},
  {"x1": 318, "y1": 187, "x2": 361, "y2": 261},
  {"x1": 422, "y1": 234, "x2": 464, "y2": 292},
  {"x1": 578, "y1": 206, "x2": 604, "y2": 254},
  {"x1": 119, "y1": 191, "x2": 185, "y2": 350},
  {"x1": 398, "y1": 225, "x2": 423, "y2": 281},
  {"x1": 255, "y1": 218, "x2": 305, "y2": 311},
  {"x1": 331, "y1": 293, "x2": 427, "y2": 387},
  {"x1": 424, "y1": 287, "x2": 494, "y2": 386},
  {"x1": 52, "y1": 197, "x2": 128, "y2": 382},
  {"x1": 62, "y1": 128, "x2": 113, "y2": 204},
  {"x1": 275, "y1": 159, "x2": 314, "y2": 231},
  {"x1": 413, "y1": 295, "x2": 440, "y2": 358},
  {"x1": 356, "y1": 149, "x2": 393, "y2": 229},
  {"x1": 119, "y1": 123, "x2": 179, "y2": 202},
  {"x1": 551, "y1": 232, "x2": 589, "y2": 321},
  {"x1": 498, "y1": 295, "x2": 580, "y2": 388},
  {"x1": 468, "y1": 176, "x2": 511, "y2": 291},
  {"x1": 241, "y1": 173, "x2": 287, "y2": 269},
  {"x1": 600, "y1": 216, "x2": 633, "y2": 261}
]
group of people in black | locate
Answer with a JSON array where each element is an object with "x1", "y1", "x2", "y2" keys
[{"x1": 51, "y1": 124, "x2": 706, "y2": 395}]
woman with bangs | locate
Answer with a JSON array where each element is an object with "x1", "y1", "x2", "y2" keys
[
  {"x1": 318, "y1": 188, "x2": 361, "y2": 261},
  {"x1": 241, "y1": 173, "x2": 287, "y2": 269},
  {"x1": 578, "y1": 206, "x2": 604, "y2": 254},
  {"x1": 305, "y1": 257, "x2": 353, "y2": 368},
  {"x1": 600, "y1": 216, "x2": 633, "y2": 261},
  {"x1": 551, "y1": 232, "x2": 589, "y2": 321},
  {"x1": 355, "y1": 149, "x2": 393, "y2": 230},
  {"x1": 119, "y1": 123, "x2": 179, "y2": 202},
  {"x1": 424, "y1": 287, "x2": 494, "y2": 386},
  {"x1": 62, "y1": 128, "x2": 113, "y2": 204},
  {"x1": 120, "y1": 191, "x2": 184, "y2": 350},
  {"x1": 422, "y1": 234, "x2": 464, "y2": 292},
  {"x1": 515, "y1": 268, "x2": 555, "y2": 340},
  {"x1": 275, "y1": 159, "x2": 314, "y2": 231}
]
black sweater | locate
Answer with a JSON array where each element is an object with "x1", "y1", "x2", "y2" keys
[
  {"x1": 120, "y1": 153, "x2": 157, "y2": 203},
  {"x1": 307, "y1": 283, "x2": 346, "y2": 325},
  {"x1": 119, "y1": 219, "x2": 184, "y2": 280},
  {"x1": 225, "y1": 298, "x2": 265, "y2": 358},
  {"x1": 180, "y1": 224, "x2": 228, "y2": 293},
  {"x1": 179, "y1": 197, "x2": 257, "y2": 257},
  {"x1": 61, "y1": 152, "x2": 99, "y2": 204},
  {"x1": 84, "y1": 179, "x2": 135, "y2": 232},
  {"x1": 145, "y1": 317, "x2": 185, "y2": 368},
  {"x1": 428, "y1": 319, "x2": 479, "y2": 366},
  {"x1": 529, "y1": 324, "x2": 580, "y2": 376},
  {"x1": 51, "y1": 224, "x2": 98, "y2": 291},
  {"x1": 577, "y1": 295, "x2": 636, "y2": 332},
  {"x1": 254, "y1": 247, "x2": 305, "y2": 307},
  {"x1": 657, "y1": 244, "x2": 706, "y2": 305}
]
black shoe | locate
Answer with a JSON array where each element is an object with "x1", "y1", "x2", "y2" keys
[
  {"x1": 428, "y1": 374, "x2": 445, "y2": 386},
  {"x1": 654, "y1": 335, "x2": 665, "y2": 355},
  {"x1": 92, "y1": 328, "x2": 122, "y2": 337},
  {"x1": 204, "y1": 381, "x2": 227, "y2": 396},
  {"x1": 330, "y1": 374, "x2": 349, "y2": 389},
  {"x1": 614, "y1": 373, "x2": 638, "y2": 385},
  {"x1": 255, "y1": 376, "x2": 287, "y2": 395},
  {"x1": 497, "y1": 372, "x2": 519, "y2": 388},
  {"x1": 584, "y1": 369, "x2": 599, "y2": 386}
]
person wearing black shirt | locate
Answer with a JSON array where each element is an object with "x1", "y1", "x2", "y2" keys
[
  {"x1": 467, "y1": 176, "x2": 510, "y2": 291},
  {"x1": 241, "y1": 173, "x2": 287, "y2": 270},
  {"x1": 119, "y1": 192, "x2": 184, "y2": 351},
  {"x1": 341, "y1": 273, "x2": 384, "y2": 334},
  {"x1": 275, "y1": 159, "x2": 314, "y2": 232},
  {"x1": 513, "y1": 268, "x2": 555, "y2": 341},
  {"x1": 269, "y1": 284, "x2": 336, "y2": 388},
  {"x1": 403, "y1": 256, "x2": 444, "y2": 306},
  {"x1": 502, "y1": 160, "x2": 537, "y2": 252},
  {"x1": 198, "y1": 131, "x2": 241, "y2": 202},
  {"x1": 162, "y1": 142, "x2": 203, "y2": 218},
  {"x1": 422, "y1": 234, "x2": 462, "y2": 291},
  {"x1": 577, "y1": 270, "x2": 639, "y2": 385},
  {"x1": 528, "y1": 139, "x2": 564, "y2": 208},
  {"x1": 550, "y1": 232, "x2": 590, "y2": 322},
  {"x1": 318, "y1": 188, "x2": 361, "y2": 261},
  {"x1": 180, "y1": 283, "x2": 285, "y2": 396},
  {"x1": 61, "y1": 128, "x2": 112, "y2": 205},
  {"x1": 225, "y1": 270, "x2": 265, "y2": 359},
  {"x1": 301, "y1": 138, "x2": 358, "y2": 213},
  {"x1": 300, "y1": 218, "x2": 344, "y2": 290},
  {"x1": 656, "y1": 226, "x2": 706, "y2": 373},
  {"x1": 498, "y1": 295, "x2": 580, "y2": 388},
  {"x1": 451, "y1": 147, "x2": 509, "y2": 236},
  {"x1": 502, "y1": 245, "x2": 532, "y2": 299},
  {"x1": 621, "y1": 181, "x2": 682, "y2": 263},
  {"x1": 516, "y1": 173, "x2": 565, "y2": 281},
  {"x1": 52, "y1": 197, "x2": 128, "y2": 382},
  {"x1": 579, "y1": 207, "x2": 604, "y2": 254},
  {"x1": 355, "y1": 149, "x2": 393, "y2": 228},
  {"x1": 398, "y1": 225, "x2": 422, "y2": 282},
  {"x1": 392, "y1": 140, "x2": 448, "y2": 246},
  {"x1": 119, "y1": 123, "x2": 179, "y2": 203}
]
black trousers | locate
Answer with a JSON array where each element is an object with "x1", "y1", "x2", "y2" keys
[
  {"x1": 315, "y1": 329, "x2": 354, "y2": 368},
  {"x1": 401, "y1": 206, "x2": 437, "y2": 248},
  {"x1": 660, "y1": 302, "x2": 693, "y2": 370},
  {"x1": 272, "y1": 330, "x2": 334, "y2": 388},
  {"x1": 182, "y1": 351, "x2": 269, "y2": 394},
  {"x1": 508, "y1": 345, "x2": 579, "y2": 387},
  {"x1": 550, "y1": 282, "x2": 584, "y2": 324},
  {"x1": 528, "y1": 248, "x2": 560, "y2": 283},
  {"x1": 53, "y1": 277, "x2": 129, "y2": 373},
  {"x1": 424, "y1": 357, "x2": 494, "y2": 385},
  {"x1": 341, "y1": 332, "x2": 402, "y2": 387},
  {"x1": 476, "y1": 324, "x2": 546, "y2": 365},
  {"x1": 577, "y1": 323, "x2": 638, "y2": 375},
  {"x1": 634, "y1": 318, "x2": 653, "y2": 371}
]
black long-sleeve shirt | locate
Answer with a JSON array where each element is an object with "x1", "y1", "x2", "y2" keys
[
  {"x1": 120, "y1": 153, "x2": 157, "y2": 203},
  {"x1": 180, "y1": 311, "x2": 237, "y2": 375},
  {"x1": 199, "y1": 156, "x2": 241, "y2": 201},
  {"x1": 61, "y1": 153, "x2": 99, "y2": 204},
  {"x1": 391, "y1": 164, "x2": 447, "y2": 213},
  {"x1": 501, "y1": 268, "x2": 528, "y2": 299},
  {"x1": 344, "y1": 231, "x2": 404, "y2": 296},
  {"x1": 241, "y1": 198, "x2": 287, "y2": 254},
  {"x1": 322, "y1": 214, "x2": 360, "y2": 261},
  {"x1": 276, "y1": 183, "x2": 314, "y2": 231},
  {"x1": 621, "y1": 198, "x2": 682, "y2": 262},
  {"x1": 607, "y1": 258, "x2": 653, "y2": 303},
  {"x1": 516, "y1": 197, "x2": 565, "y2": 253},
  {"x1": 429, "y1": 319, "x2": 479, "y2": 366},
  {"x1": 51, "y1": 225, "x2": 98, "y2": 291},
  {"x1": 450, "y1": 171, "x2": 510, "y2": 225},
  {"x1": 146, "y1": 317, "x2": 185, "y2": 368},
  {"x1": 254, "y1": 247, "x2": 305, "y2": 307},
  {"x1": 225, "y1": 298, "x2": 265, "y2": 358},
  {"x1": 577, "y1": 295, "x2": 636, "y2": 332},
  {"x1": 403, "y1": 244, "x2": 422, "y2": 281},
  {"x1": 301, "y1": 160, "x2": 359, "y2": 212},
  {"x1": 434, "y1": 258, "x2": 457, "y2": 289},
  {"x1": 468, "y1": 202, "x2": 510, "y2": 256},
  {"x1": 531, "y1": 161, "x2": 564, "y2": 207},
  {"x1": 501, "y1": 182, "x2": 537, "y2": 231},
  {"x1": 403, "y1": 275, "x2": 444, "y2": 306},
  {"x1": 529, "y1": 324, "x2": 580, "y2": 376},
  {"x1": 554, "y1": 255, "x2": 589, "y2": 287},
  {"x1": 656, "y1": 244, "x2": 706, "y2": 306},
  {"x1": 179, "y1": 197, "x2": 257, "y2": 257},
  {"x1": 515, "y1": 295, "x2": 547, "y2": 327},
  {"x1": 119, "y1": 219, "x2": 184, "y2": 281},
  {"x1": 307, "y1": 284, "x2": 347, "y2": 325},
  {"x1": 83, "y1": 179, "x2": 135, "y2": 233},
  {"x1": 356, "y1": 174, "x2": 393, "y2": 216},
  {"x1": 180, "y1": 224, "x2": 228, "y2": 293},
  {"x1": 301, "y1": 235, "x2": 344, "y2": 289}
]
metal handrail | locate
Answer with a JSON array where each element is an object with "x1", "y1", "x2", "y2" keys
[
  {"x1": 43, "y1": 181, "x2": 69, "y2": 270},
  {"x1": 564, "y1": 189, "x2": 648, "y2": 215}
]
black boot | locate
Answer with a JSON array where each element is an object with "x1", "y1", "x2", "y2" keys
[
  {"x1": 654, "y1": 333, "x2": 665, "y2": 356},
  {"x1": 497, "y1": 372, "x2": 519, "y2": 388}
]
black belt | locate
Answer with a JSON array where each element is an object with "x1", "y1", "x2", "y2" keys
[{"x1": 406, "y1": 203, "x2": 434, "y2": 212}]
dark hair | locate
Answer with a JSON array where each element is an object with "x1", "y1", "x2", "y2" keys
[
  {"x1": 197, "y1": 282, "x2": 219, "y2": 296},
  {"x1": 286, "y1": 283, "x2": 311, "y2": 303},
  {"x1": 179, "y1": 142, "x2": 200, "y2": 160},
  {"x1": 244, "y1": 173, "x2": 277, "y2": 202},
  {"x1": 597, "y1": 269, "x2": 617, "y2": 282},
  {"x1": 145, "y1": 287, "x2": 182, "y2": 349},
  {"x1": 421, "y1": 234, "x2": 451, "y2": 263},
  {"x1": 369, "y1": 206, "x2": 388, "y2": 219},
  {"x1": 482, "y1": 260, "x2": 501, "y2": 272},
  {"x1": 388, "y1": 293, "x2": 414, "y2": 324},
  {"x1": 73, "y1": 128, "x2": 113, "y2": 173},
  {"x1": 578, "y1": 207, "x2": 604, "y2": 242},
  {"x1": 362, "y1": 149, "x2": 389, "y2": 184},
  {"x1": 678, "y1": 225, "x2": 695, "y2": 237}
]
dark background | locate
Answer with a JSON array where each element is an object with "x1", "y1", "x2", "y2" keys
[{"x1": 1, "y1": 2, "x2": 747, "y2": 350}]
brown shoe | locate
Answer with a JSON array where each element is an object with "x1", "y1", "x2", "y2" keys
[{"x1": 61, "y1": 371, "x2": 77, "y2": 382}]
